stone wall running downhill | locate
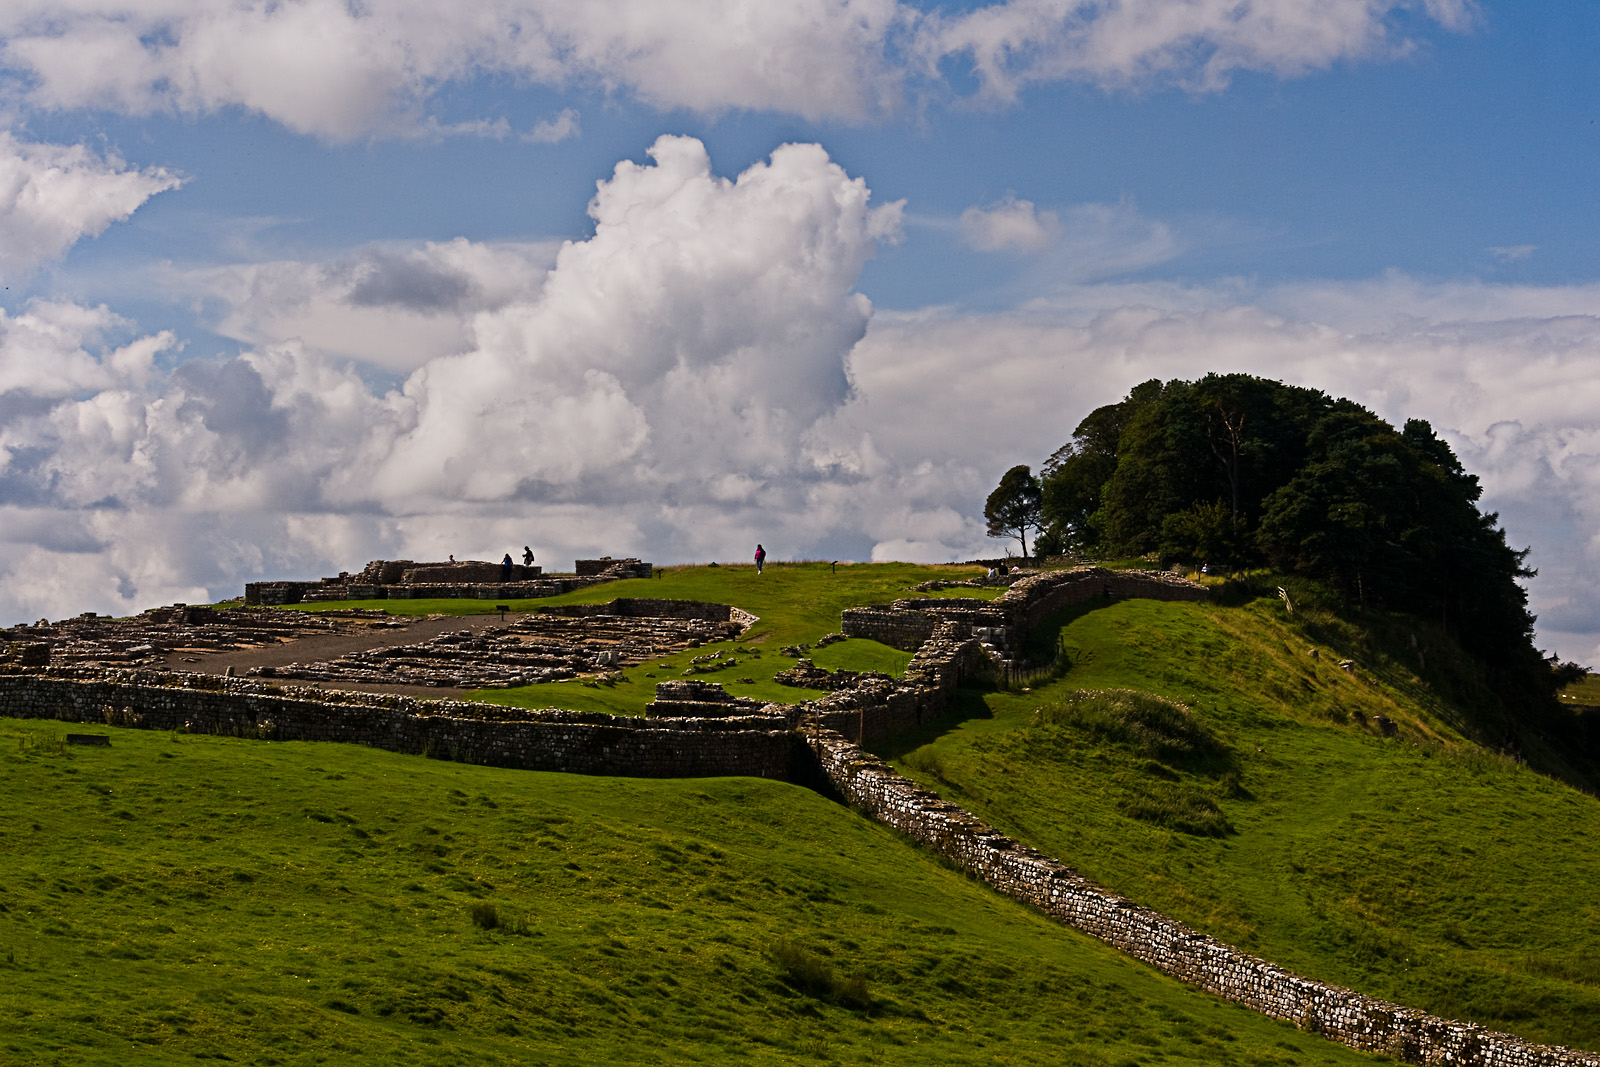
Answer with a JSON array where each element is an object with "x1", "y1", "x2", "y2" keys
[
  {"x1": 801, "y1": 727, "x2": 1600, "y2": 1067},
  {"x1": 0, "y1": 668, "x2": 797, "y2": 780},
  {"x1": 7, "y1": 563, "x2": 1599, "y2": 1066}
]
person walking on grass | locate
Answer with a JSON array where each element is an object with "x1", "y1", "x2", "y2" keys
[{"x1": 754, "y1": 544, "x2": 766, "y2": 574}]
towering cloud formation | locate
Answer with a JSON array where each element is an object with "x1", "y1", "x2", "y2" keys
[
  {"x1": 0, "y1": 136, "x2": 904, "y2": 619},
  {"x1": 370, "y1": 137, "x2": 900, "y2": 506}
]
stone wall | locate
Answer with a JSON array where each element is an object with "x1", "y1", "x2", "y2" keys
[
  {"x1": 401, "y1": 562, "x2": 542, "y2": 583},
  {"x1": 782, "y1": 620, "x2": 986, "y2": 744},
  {"x1": 539, "y1": 598, "x2": 755, "y2": 628},
  {"x1": 0, "y1": 668, "x2": 797, "y2": 779},
  {"x1": 842, "y1": 567, "x2": 1210, "y2": 659},
  {"x1": 646, "y1": 679, "x2": 772, "y2": 719},
  {"x1": 9, "y1": 562, "x2": 1598, "y2": 1066},
  {"x1": 244, "y1": 556, "x2": 651, "y2": 605},
  {"x1": 575, "y1": 557, "x2": 653, "y2": 579},
  {"x1": 802, "y1": 727, "x2": 1599, "y2": 1067},
  {"x1": 839, "y1": 607, "x2": 936, "y2": 651}
]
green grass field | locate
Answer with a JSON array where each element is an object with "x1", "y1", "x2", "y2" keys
[
  {"x1": 1560, "y1": 672, "x2": 1600, "y2": 706},
  {"x1": 274, "y1": 562, "x2": 997, "y2": 715},
  {"x1": 14, "y1": 562, "x2": 1597, "y2": 1063},
  {"x1": 887, "y1": 594, "x2": 1600, "y2": 1052},
  {"x1": 1, "y1": 718, "x2": 1385, "y2": 1066}
]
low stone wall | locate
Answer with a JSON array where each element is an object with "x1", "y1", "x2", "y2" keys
[
  {"x1": 839, "y1": 607, "x2": 935, "y2": 651},
  {"x1": 0, "y1": 669, "x2": 798, "y2": 779},
  {"x1": 576, "y1": 558, "x2": 653, "y2": 578},
  {"x1": 788, "y1": 621, "x2": 986, "y2": 744},
  {"x1": 245, "y1": 556, "x2": 652, "y2": 605},
  {"x1": 646, "y1": 679, "x2": 772, "y2": 719},
  {"x1": 998, "y1": 566, "x2": 1210, "y2": 634},
  {"x1": 841, "y1": 568, "x2": 1208, "y2": 654},
  {"x1": 802, "y1": 727, "x2": 1598, "y2": 1067},
  {"x1": 540, "y1": 598, "x2": 755, "y2": 628},
  {"x1": 402, "y1": 563, "x2": 541, "y2": 583}
]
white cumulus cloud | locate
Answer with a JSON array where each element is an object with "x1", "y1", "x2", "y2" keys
[
  {"x1": 182, "y1": 239, "x2": 560, "y2": 375},
  {"x1": 0, "y1": 132, "x2": 181, "y2": 281},
  {"x1": 0, "y1": 1, "x2": 1472, "y2": 138},
  {"x1": 961, "y1": 195, "x2": 1059, "y2": 252},
  {"x1": 0, "y1": 136, "x2": 905, "y2": 620}
]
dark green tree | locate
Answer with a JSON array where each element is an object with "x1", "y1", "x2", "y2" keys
[
  {"x1": 1040, "y1": 379, "x2": 1163, "y2": 551},
  {"x1": 1026, "y1": 373, "x2": 1551, "y2": 717},
  {"x1": 986, "y1": 465, "x2": 1044, "y2": 559}
]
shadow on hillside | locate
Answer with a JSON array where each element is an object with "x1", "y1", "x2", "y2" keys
[
  {"x1": 864, "y1": 597, "x2": 1124, "y2": 762},
  {"x1": 869, "y1": 686, "x2": 995, "y2": 762}
]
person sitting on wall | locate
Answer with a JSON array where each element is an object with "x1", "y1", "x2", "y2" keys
[
  {"x1": 522, "y1": 546, "x2": 535, "y2": 566},
  {"x1": 501, "y1": 553, "x2": 513, "y2": 581}
]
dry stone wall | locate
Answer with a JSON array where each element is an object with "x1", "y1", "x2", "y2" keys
[
  {"x1": 245, "y1": 557, "x2": 652, "y2": 605},
  {"x1": 0, "y1": 668, "x2": 797, "y2": 779},
  {"x1": 6, "y1": 563, "x2": 1596, "y2": 1066},
  {"x1": 801, "y1": 727, "x2": 1599, "y2": 1067}
]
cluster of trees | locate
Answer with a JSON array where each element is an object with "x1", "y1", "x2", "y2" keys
[{"x1": 986, "y1": 373, "x2": 1560, "y2": 711}]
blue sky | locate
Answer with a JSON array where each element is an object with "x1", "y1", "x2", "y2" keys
[{"x1": 3, "y1": 1, "x2": 1600, "y2": 663}]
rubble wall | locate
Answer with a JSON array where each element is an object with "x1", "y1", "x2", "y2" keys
[
  {"x1": 1000, "y1": 567, "x2": 1212, "y2": 633},
  {"x1": 802, "y1": 727, "x2": 1598, "y2": 1067},
  {"x1": 838, "y1": 607, "x2": 935, "y2": 651},
  {"x1": 796, "y1": 621, "x2": 986, "y2": 744},
  {"x1": 539, "y1": 598, "x2": 746, "y2": 624},
  {"x1": 0, "y1": 669, "x2": 797, "y2": 779}
]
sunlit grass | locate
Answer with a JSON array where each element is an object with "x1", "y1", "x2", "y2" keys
[
  {"x1": 887, "y1": 595, "x2": 1600, "y2": 1052},
  {"x1": 0, "y1": 717, "x2": 1384, "y2": 1066},
  {"x1": 262, "y1": 562, "x2": 970, "y2": 714}
]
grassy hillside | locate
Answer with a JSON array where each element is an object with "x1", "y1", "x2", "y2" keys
[
  {"x1": 886, "y1": 592, "x2": 1600, "y2": 1052},
  {"x1": 1, "y1": 718, "x2": 1385, "y2": 1067},
  {"x1": 278, "y1": 562, "x2": 996, "y2": 715}
]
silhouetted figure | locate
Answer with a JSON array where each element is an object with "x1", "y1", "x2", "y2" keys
[
  {"x1": 522, "y1": 546, "x2": 535, "y2": 566},
  {"x1": 501, "y1": 553, "x2": 513, "y2": 580}
]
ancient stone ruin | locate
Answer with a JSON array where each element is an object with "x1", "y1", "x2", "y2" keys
[
  {"x1": 245, "y1": 556, "x2": 653, "y2": 605},
  {"x1": 254, "y1": 601, "x2": 752, "y2": 690},
  {"x1": 3, "y1": 564, "x2": 1596, "y2": 1066},
  {"x1": 4, "y1": 605, "x2": 391, "y2": 671}
]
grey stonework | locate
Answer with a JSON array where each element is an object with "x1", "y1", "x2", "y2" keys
[
  {"x1": 5, "y1": 565, "x2": 1597, "y2": 1066},
  {"x1": 801, "y1": 726, "x2": 1599, "y2": 1067},
  {"x1": 245, "y1": 556, "x2": 652, "y2": 605},
  {"x1": 0, "y1": 668, "x2": 796, "y2": 779}
]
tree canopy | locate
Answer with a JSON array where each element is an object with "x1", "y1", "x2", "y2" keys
[
  {"x1": 985, "y1": 464, "x2": 1043, "y2": 559},
  {"x1": 1030, "y1": 373, "x2": 1552, "y2": 714}
]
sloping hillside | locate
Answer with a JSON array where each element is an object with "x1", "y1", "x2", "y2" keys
[
  {"x1": 887, "y1": 589, "x2": 1600, "y2": 1052},
  {"x1": 1, "y1": 716, "x2": 1381, "y2": 1067}
]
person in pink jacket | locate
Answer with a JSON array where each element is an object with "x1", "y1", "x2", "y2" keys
[{"x1": 754, "y1": 544, "x2": 766, "y2": 574}]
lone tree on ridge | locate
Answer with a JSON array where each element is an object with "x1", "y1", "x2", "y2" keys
[{"x1": 985, "y1": 464, "x2": 1044, "y2": 560}]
